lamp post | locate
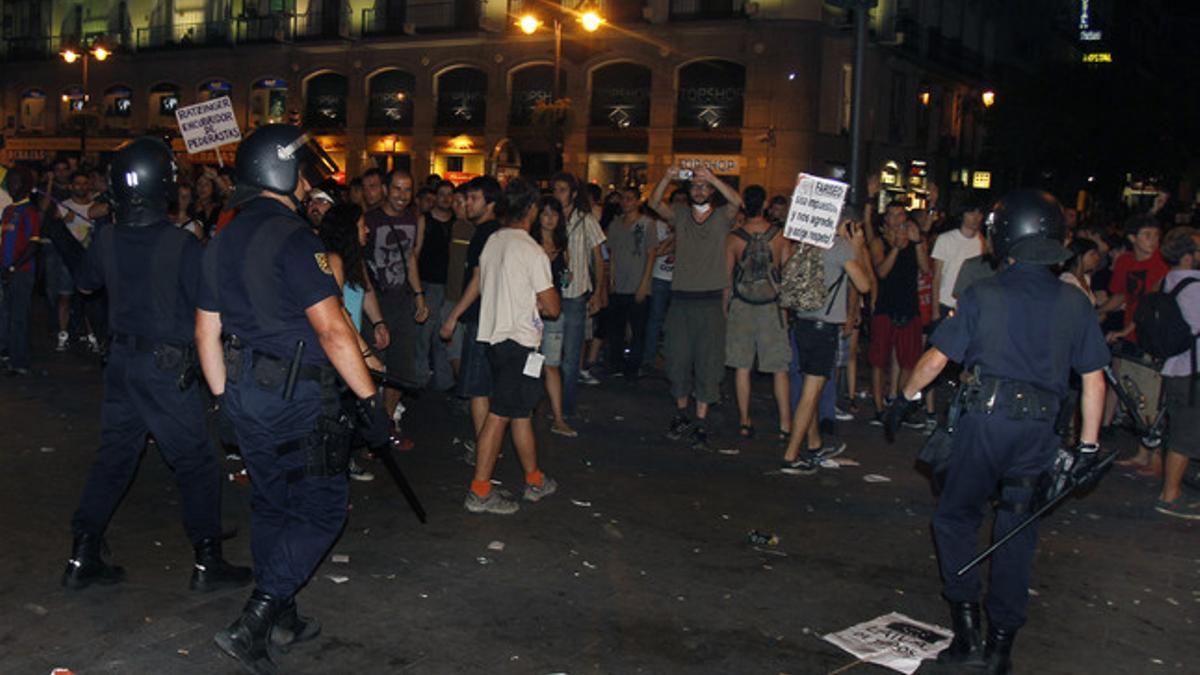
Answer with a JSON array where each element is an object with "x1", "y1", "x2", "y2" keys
[
  {"x1": 61, "y1": 42, "x2": 109, "y2": 160},
  {"x1": 827, "y1": 0, "x2": 878, "y2": 206},
  {"x1": 517, "y1": 2, "x2": 604, "y2": 174},
  {"x1": 518, "y1": 2, "x2": 605, "y2": 102}
]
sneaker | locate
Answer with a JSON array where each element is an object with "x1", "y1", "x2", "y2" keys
[
  {"x1": 56, "y1": 331, "x2": 69, "y2": 352},
  {"x1": 1154, "y1": 498, "x2": 1200, "y2": 520},
  {"x1": 834, "y1": 406, "x2": 854, "y2": 422},
  {"x1": 811, "y1": 439, "x2": 847, "y2": 461},
  {"x1": 464, "y1": 489, "x2": 519, "y2": 515},
  {"x1": 868, "y1": 412, "x2": 884, "y2": 427},
  {"x1": 902, "y1": 411, "x2": 928, "y2": 430},
  {"x1": 665, "y1": 413, "x2": 692, "y2": 441},
  {"x1": 780, "y1": 456, "x2": 819, "y2": 475},
  {"x1": 550, "y1": 421, "x2": 578, "y2": 438},
  {"x1": 348, "y1": 459, "x2": 375, "y2": 482},
  {"x1": 85, "y1": 333, "x2": 101, "y2": 354},
  {"x1": 689, "y1": 425, "x2": 710, "y2": 451},
  {"x1": 578, "y1": 369, "x2": 601, "y2": 386},
  {"x1": 523, "y1": 476, "x2": 558, "y2": 502}
]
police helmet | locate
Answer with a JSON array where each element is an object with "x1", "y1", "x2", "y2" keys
[
  {"x1": 230, "y1": 124, "x2": 338, "y2": 208},
  {"x1": 986, "y1": 189, "x2": 1070, "y2": 265},
  {"x1": 109, "y1": 136, "x2": 177, "y2": 226}
]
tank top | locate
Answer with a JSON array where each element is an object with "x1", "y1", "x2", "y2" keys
[
  {"x1": 875, "y1": 240, "x2": 919, "y2": 321},
  {"x1": 343, "y1": 282, "x2": 365, "y2": 331},
  {"x1": 419, "y1": 211, "x2": 453, "y2": 284}
]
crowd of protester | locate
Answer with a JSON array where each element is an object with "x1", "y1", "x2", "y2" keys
[{"x1": 2, "y1": 150, "x2": 1198, "y2": 517}]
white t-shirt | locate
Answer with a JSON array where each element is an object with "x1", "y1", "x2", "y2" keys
[
  {"x1": 58, "y1": 198, "x2": 95, "y2": 244},
  {"x1": 931, "y1": 228, "x2": 983, "y2": 308},
  {"x1": 652, "y1": 220, "x2": 674, "y2": 282},
  {"x1": 476, "y1": 227, "x2": 555, "y2": 349}
]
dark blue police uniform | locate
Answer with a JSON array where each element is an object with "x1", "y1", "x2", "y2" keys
[
  {"x1": 929, "y1": 262, "x2": 1110, "y2": 630},
  {"x1": 72, "y1": 221, "x2": 220, "y2": 544},
  {"x1": 198, "y1": 196, "x2": 346, "y2": 599}
]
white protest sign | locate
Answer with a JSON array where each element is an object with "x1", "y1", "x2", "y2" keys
[
  {"x1": 175, "y1": 97, "x2": 241, "y2": 155},
  {"x1": 823, "y1": 612, "x2": 952, "y2": 675},
  {"x1": 783, "y1": 173, "x2": 849, "y2": 250}
]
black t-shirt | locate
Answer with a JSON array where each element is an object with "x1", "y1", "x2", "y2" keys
[
  {"x1": 197, "y1": 197, "x2": 340, "y2": 365},
  {"x1": 875, "y1": 240, "x2": 919, "y2": 321},
  {"x1": 418, "y1": 210, "x2": 453, "y2": 285},
  {"x1": 77, "y1": 220, "x2": 201, "y2": 344},
  {"x1": 460, "y1": 219, "x2": 501, "y2": 324}
]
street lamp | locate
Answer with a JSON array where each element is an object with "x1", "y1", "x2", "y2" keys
[
  {"x1": 61, "y1": 41, "x2": 109, "y2": 158},
  {"x1": 516, "y1": 1, "x2": 605, "y2": 101},
  {"x1": 981, "y1": 89, "x2": 996, "y2": 109}
]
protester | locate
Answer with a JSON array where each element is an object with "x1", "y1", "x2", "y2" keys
[
  {"x1": 441, "y1": 176, "x2": 505, "y2": 463},
  {"x1": 868, "y1": 201, "x2": 930, "y2": 425},
  {"x1": 648, "y1": 164, "x2": 742, "y2": 450},
  {"x1": 360, "y1": 167, "x2": 385, "y2": 212},
  {"x1": 0, "y1": 166, "x2": 40, "y2": 375},
  {"x1": 415, "y1": 180, "x2": 456, "y2": 392},
  {"x1": 638, "y1": 210, "x2": 674, "y2": 374},
  {"x1": 1060, "y1": 238, "x2": 1101, "y2": 306},
  {"x1": 606, "y1": 187, "x2": 655, "y2": 379},
  {"x1": 781, "y1": 210, "x2": 872, "y2": 473},
  {"x1": 464, "y1": 178, "x2": 560, "y2": 515},
  {"x1": 552, "y1": 173, "x2": 606, "y2": 413},
  {"x1": 931, "y1": 202, "x2": 985, "y2": 322},
  {"x1": 363, "y1": 169, "x2": 430, "y2": 421},
  {"x1": 527, "y1": 197, "x2": 576, "y2": 438},
  {"x1": 1154, "y1": 227, "x2": 1200, "y2": 519},
  {"x1": 723, "y1": 185, "x2": 790, "y2": 440}
]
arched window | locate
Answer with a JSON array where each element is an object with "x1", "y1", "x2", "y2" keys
[
  {"x1": 198, "y1": 79, "x2": 232, "y2": 102},
  {"x1": 509, "y1": 65, "x2": 565, "y2": 127},
  {"x1": 249, "y1": 78, "x2": 288, "y2": 129},
  {"x1": 589, "y1": 63, "x2": 651, "y2": 128},
  {"x1": 676, "y1": 60, "x2": 744, "y2": 129},
  {"x1": 149, "y1": 82, "x2": 181, "y2": 126},
  {"x1": 435, "y1": 67, "x2": 487, "y2": 129},
  {"x1": 367, "y1": 69, "x2": 416, "y2": 129},
  {"x1": 305, "y1": 72, "x2": 347, "y2": 128},
  {"x1": 19, "y1": 89, "x2": 48, "y2": 131},
  {"x1": 103, "y1": 85, "x2": 134, "y2": 130},
  {"x1": 60, "y1": 86, "x2": 86, "y2": 122}
]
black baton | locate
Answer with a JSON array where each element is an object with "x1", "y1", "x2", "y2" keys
[
  {"x1": 373, "y1": 442, "x2": 427, "y2": 524},
  {"x1": 283, "y1": 340, "x2": 305, "y2": 401}
]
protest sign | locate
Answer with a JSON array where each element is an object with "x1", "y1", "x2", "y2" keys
[
  {"x1": 823, "y1": 612, "x2": 952, "y2": 674},
  {"x1": 175, "y1": 97, "x2": 241, "y2": 162},
  {"x1": 783, "y1": 173, "x2": 849, "y2": 250}
]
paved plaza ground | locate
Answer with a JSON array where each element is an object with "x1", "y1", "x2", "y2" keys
[{"x1": 1, "y1": 332, "x2": 1197, "y2": 674}]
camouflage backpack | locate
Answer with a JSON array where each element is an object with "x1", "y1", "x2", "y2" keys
[
  {"x1": 778, "y1": 242, "x2": 828, "y2": 312},
  {"x1": 732, "y1": 225, "x2": 782, "y2": 305}
]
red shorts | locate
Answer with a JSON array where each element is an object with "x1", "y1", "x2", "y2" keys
[{"x1": 868, "y1": 314, "x2": 923, "y2": 369}]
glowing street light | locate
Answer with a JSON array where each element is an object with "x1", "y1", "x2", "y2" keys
[
  {"x1": 918, "y1": 90, "x2": 931, "y2": 106},
  {"x1": 579, "y1": 10, "x2": 604, "y2": 32},
  {"x1": 60, "y1": 41, "x2": 110, "y2": 157},
  {"x1": 518, "y1": 14, "x2": 542, "y2": 35},
  {"x1": 92, "y1": 45, "x2": 109, "y2": 61},
  {"x1": 61, "y1": 48, "x2": 79, "y2": 63},
  {"x1": 981, "y1": 89, "x2": 996, "y2": 108}
]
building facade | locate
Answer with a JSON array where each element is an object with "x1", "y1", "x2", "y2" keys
[{"x1": 1, "y1": 0, "x2": 1014, "y2": 199}]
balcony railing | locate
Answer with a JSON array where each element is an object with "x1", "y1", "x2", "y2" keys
[
  {"x1": 136, "y1": 21, "x2": 234, "y2": 50},
  {"x1": 506, "y1": 0, "x2": 645, "y2": 25},
  {"x1": 361, "y1": 0, "x2": 480, "y2": 37},
  {"x1": 669, "y1": 0, "x2": 744, "y2": 21}
]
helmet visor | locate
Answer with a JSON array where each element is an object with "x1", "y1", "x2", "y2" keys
[{"x1": 289, "y1": 134, "x2": 338, "y2": 188}]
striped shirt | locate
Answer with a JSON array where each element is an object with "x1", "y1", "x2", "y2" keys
[
  {"x1": 563, "y1": 208, "x2": 605, "y2": 299},
  {"x1": 1, "y1": 200, "x2": 41, "y2": 273}
]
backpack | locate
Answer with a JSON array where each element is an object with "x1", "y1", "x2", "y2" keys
[
  {"x1": 732, "y1": 225, "x2": 781, "y2": 305},
  {"x1": 779, "y1": 242, "x2": 830, "y2": 312},
  {"x1": 1134, "y1": 277, "x2": 1200, "y2": 362}
]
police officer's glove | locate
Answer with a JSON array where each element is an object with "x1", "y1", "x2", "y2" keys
[
  {"x1": 209, "y1": 393, "x2": 225, "y2": 415},
  {"x1": 1069, "y1": 442, "x2": 1103, "y2": 489},
  {"x1": 883, "y1": 391, "x2": 922, "y2": 444},
  {"x1": 354, "y1": 392, "x2": 392, "y2": 449}
]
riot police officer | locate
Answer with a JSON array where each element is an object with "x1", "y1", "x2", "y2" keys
[
  {"x1": 887, "y1": 190, "x2": 1110, "y2": 674},
  {"x1": 196, "y1": 124, "x2": 391, "y2": 674},
  {"x1": 63, "y1": 137, "x2": 251, "y2": 592}
]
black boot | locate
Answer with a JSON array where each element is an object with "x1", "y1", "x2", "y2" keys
[
  {"x1": 214, "y1": 589, "x2": 282, "y2": 675},
  {"x1": 936, "y1": 601, "x2": 985, "y2": 668},
  {"x1": 271, "y1": 597, "x2": 322, "y2": 652},
  {"x1": 62, "y1": 533, "x2": 125, "y2": 590},
  {"x1": 189, "y1": 538, "x2": 253, "y2": 592},
  {"x1": 984, "y1": 624, "x2": 1017, "y2": 675}
]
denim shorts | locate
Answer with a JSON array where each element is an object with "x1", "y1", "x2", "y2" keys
[{"x1": 540, "y1": 317, "x2": 565, "y2": 367}]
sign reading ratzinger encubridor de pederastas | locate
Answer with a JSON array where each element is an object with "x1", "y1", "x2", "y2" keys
[
  {"x1": 175, "y1": 97, "x2": 242, "y2": 154},
  {"x1": 783, "y1": 173, "x2": 849, "y2": 250}
]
